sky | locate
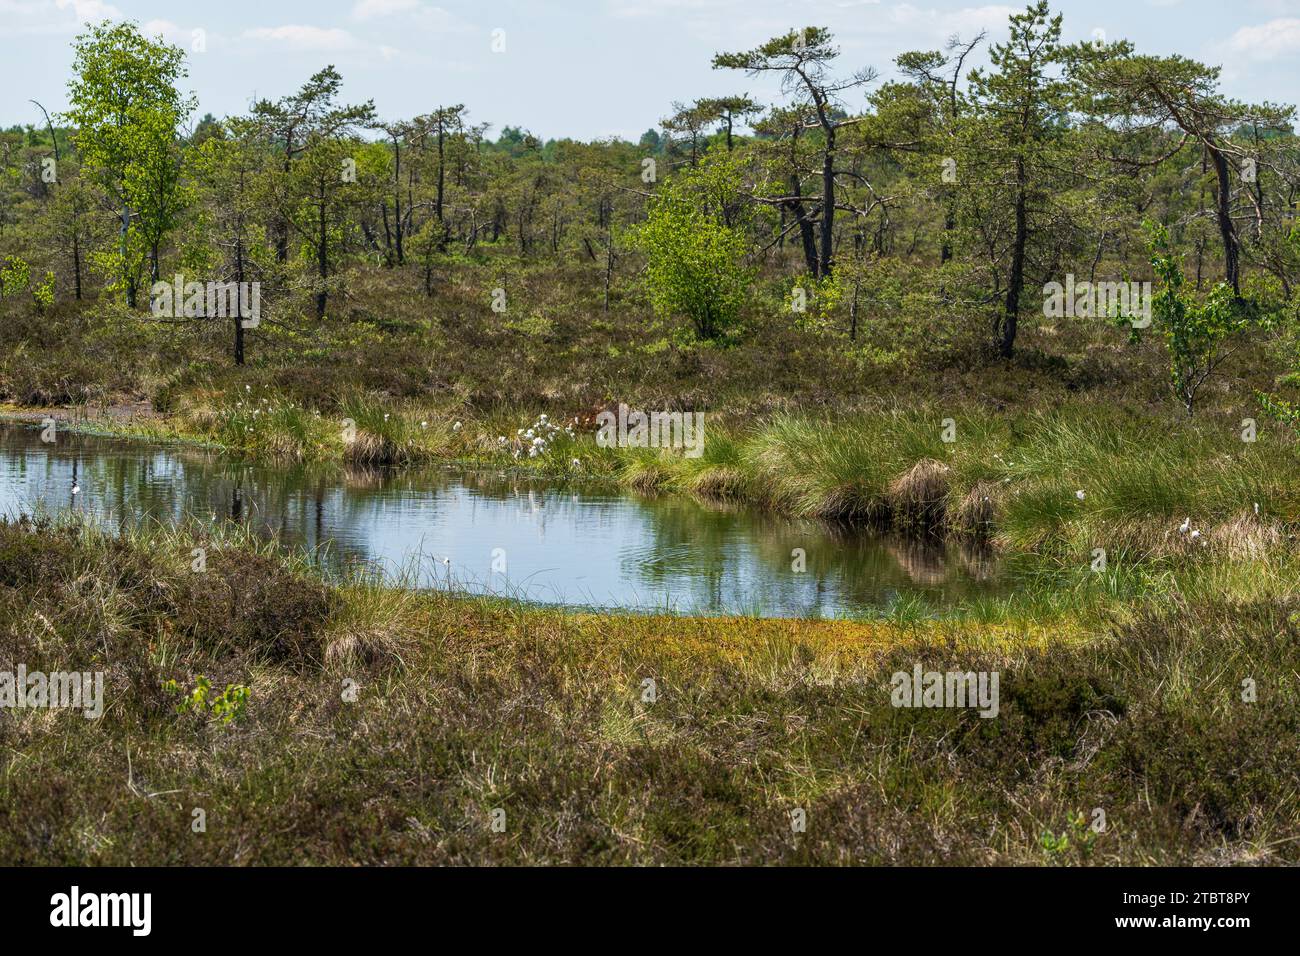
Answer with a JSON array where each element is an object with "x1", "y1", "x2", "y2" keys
[{"x1": 2, "y1": 0, "x2": 1299, "y2": 141}]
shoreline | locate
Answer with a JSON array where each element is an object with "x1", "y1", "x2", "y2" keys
[{"x1": 3, "y1": 401, "x2": 1295, "y2": 558}]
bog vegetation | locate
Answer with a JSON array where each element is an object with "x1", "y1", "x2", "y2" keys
[
  {"x1": 1, "y1": 3, "x2": 1299, "y2": 865},
  {"x1": 0, "y1": 4, "x2": 1296, "y2": 423}
]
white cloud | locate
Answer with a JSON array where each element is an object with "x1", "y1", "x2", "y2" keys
[
  {"x1": 0, "y1": 0, "x2": 54, "y2": 31},
  {"x1": 603, "y1": 1, "x2": 1011, "y2": 53},
  {"x1": 142, "y1": 18, "x2": 192, "y2": 44},
  {"x1": 1226, "y1": 18, "x2": 1300, "y2": 61},
  {"x1": 349, "y1": 0, "x2": 474, "y2": 36},
  {"x1": 54, "y1": 0, "x2": 118, "y2": 22},
  {"x1": 238, "y1": 23, "x2": 422, "y2": 67},
  {"x1": 352, "y1": 0, "x2": 420, "y2": 20},
  {"x1": 606, "y1": 0, "x2": 742, "y2": 20},
  {"x1": 883, "y1": 4, "x2": 1016, "y2": 40},
  {"x1": 0, "y1": 0, "x2": 119, "y2": 36},
  {"x1": 411, "y1": 5, "x2": 475, "y2": 33},
  {"x1": 242, "y1": 25, "x2": 360, "y2": 52}
]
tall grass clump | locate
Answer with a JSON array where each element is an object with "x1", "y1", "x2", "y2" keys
[
  {"x1": 339, "y1": 395, "x2": 438, "y2": 466},
  {"x1": 680, "y1": 430, "x2": 751, "y2": 499},
  {"x1": 743, "y1": 415, "x2": 903, "y2": 522},
  {"x1": 207, "y1": 389, "x2": 333, "y2": 462}
]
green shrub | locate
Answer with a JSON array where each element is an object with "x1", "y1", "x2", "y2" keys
[{"x1": 633, "y1": 155, "x2": 752, "y2": 341}]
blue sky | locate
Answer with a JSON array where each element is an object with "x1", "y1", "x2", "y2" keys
[{"x1": 2, "y1": 0, "x2": 1299, "y2": 140}]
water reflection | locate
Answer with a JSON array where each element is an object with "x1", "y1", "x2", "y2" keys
[{"x1": 0, "y1": 425, "x2": 1011, "y2": 617}]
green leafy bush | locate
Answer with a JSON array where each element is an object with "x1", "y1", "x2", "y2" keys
[
  {"x1": 163, "y1": 675, "x2": 250, "y2": 725},
  {"x1": 1143, "y1": 224, "x2": 1265, "y2": 416},
  {"x1": 633, "y1": 156, "x2": 752, "y2": 340}
]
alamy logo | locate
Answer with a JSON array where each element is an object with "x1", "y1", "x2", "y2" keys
[
  {"x1": 596, "y1": 403, "x2": 705, "y2": 458},
  {"x1": 1043, "y1": 274, "x2": 1151, "y2": 328},
  {"x1": 0, "y1": 666, "x2": 103, "y2": 718},
  {"x1": 150, "y1": 275, "x2": 260, "y2": 328},
  {"x1": 50, "y1": 886, "x2": 151, "y2": 936},
  {"x1": 890, "y1": 664, "x2": 999, "y2": 718}
]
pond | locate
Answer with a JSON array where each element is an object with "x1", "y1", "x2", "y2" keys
[{"x1": 0, "y1": 423, "x2": 1013, "y2": 617}]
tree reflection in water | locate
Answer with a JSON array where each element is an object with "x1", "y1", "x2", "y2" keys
[{"x1": 0, "y1": 425, "x2": 1013, "y2": 617}]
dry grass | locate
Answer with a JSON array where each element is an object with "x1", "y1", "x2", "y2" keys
[
  {"x1": 1210, "y1": 511, "x2": 1285, "y2": 560},
  {"x1": 888, "y1": 458, "x2": 951, "y2": 528},
  {"x1": 949, "y1": 479, "x2": 1001, "y2": 536}
]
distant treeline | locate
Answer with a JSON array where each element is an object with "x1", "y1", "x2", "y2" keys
[{"x1": 0, "y1": 1, "x2": 1296, "y2": 368}]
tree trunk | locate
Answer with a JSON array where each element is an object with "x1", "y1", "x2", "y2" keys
[
  {"x1": 233, "y1": 237, "x2": 245, "y2": 366},
  {"x1": 790, "y1": 177, "x2": 819, "y2": 277},
  {"x1": 316, "y1": 185, "x2": 328, "y2": 319},
  {"x1": 940, "y1": 204, "x2": 955, "y2": 265},
  {"x1": 276, "y1": 151, "x2": 291, "y2": 262},
  {"x1": 381, "y1": 203, "x2": 394, "y2": 266},
  {"x1": 1001, "y1": 163, "x2": 1028, "y2": 359},
  {"x1": 603, "y1": 224, "x2": 614, "y2": 314},
  {"x1": 436, "y1": 125, "x2": 446, "y2": 222},
  {"x1": 121, "y1": 203, "x2": 135, "y2": 308},
  {"x1": 1207, "y1": 143, "x2": 1240, "y2": 296},
  {"x1": 406, "y1": 163, "x2": 416, "y2": 236},
  {"x1": 818, "y1": 127, "x2": 836, "y2": 277},
  {"x1": 393, "y1": 140, "x2": 404, "y2": 265}
]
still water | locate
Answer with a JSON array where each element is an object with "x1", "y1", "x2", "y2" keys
[{"x1": 0, "y1": 424, "x2": 1011, "y2": 617}]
